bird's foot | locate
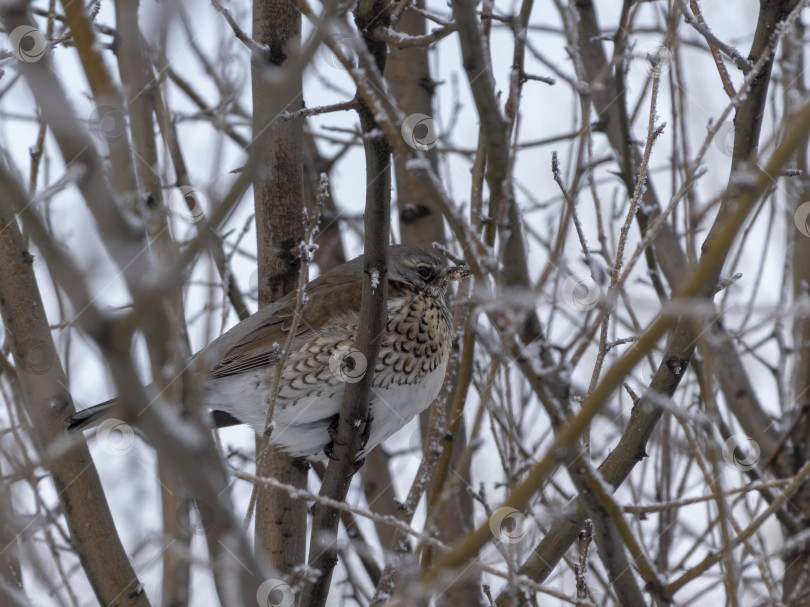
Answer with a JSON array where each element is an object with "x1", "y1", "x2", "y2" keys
[
  {"x1": 322, "y1": 414, "x2": 372, "y2": 470},
  {"x1": 349, "y1": 415, "x2": 372, "y2": 473},
  {"x1": 360, "y1": 414, "x2": 373, "y2": 450},
  {"x1": 324, "y1": 414, "x2": 344, "y2": 460},
  {"x1": 327, "y1": 413, "x2": 342, "y2": 442},
  {"x1": 351, "y1": 456, "x2": 366, "y2": 475}
]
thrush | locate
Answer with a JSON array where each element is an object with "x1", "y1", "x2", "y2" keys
[{"x1": 67, "y1": 245, "x2": 469, "y2": 461}]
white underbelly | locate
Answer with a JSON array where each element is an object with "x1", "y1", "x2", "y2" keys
[{"x1": 205, "y1": 355, "x2": 448, "y2": 460}]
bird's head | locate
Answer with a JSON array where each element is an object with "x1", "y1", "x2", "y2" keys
[{"x1": 389, "y1": 245, "x2": 470, "y2": 297}]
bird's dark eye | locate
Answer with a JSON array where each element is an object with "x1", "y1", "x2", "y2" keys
[{"x1": 417, "y1": 265, "x2": 431, "y2": 278}]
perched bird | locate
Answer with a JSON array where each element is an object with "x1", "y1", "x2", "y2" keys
[{"x1": 67, "y1": 245, "x2": 469, "y2": 461}]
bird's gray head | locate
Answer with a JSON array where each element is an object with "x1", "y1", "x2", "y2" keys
[{"x1": 388, "y1": 245, "x2": 469, "y2": 297}]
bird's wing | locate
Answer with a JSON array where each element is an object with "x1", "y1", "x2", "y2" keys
[{"x1": 207, "y1": 263, "x2": 364, "y2": 379}]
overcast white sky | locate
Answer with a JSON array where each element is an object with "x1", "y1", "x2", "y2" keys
[{"x1": 0, "y1": 0, "x2": 798, "y2": 604}]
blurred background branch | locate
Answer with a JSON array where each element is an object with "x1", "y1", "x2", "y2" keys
[{"x1": 1, "y1": 0, "x2": 810, "y2": 605}]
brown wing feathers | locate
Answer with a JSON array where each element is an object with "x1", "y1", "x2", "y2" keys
[{"x1": 208, "y1": 262, "x2": 364, "y2": 379}]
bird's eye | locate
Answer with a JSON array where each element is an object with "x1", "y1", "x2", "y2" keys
[{"x1": 417, "y1": 265, "x2": 432, "y2": 278}]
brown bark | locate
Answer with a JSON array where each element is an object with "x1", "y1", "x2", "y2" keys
[
  {"x1": 443, "y1": 94, "x2": 810, "y2": 589},
  {"x1": 251, "y1": 0, "x2": 308, "y2": 574},
  {"x1": 385, "y1": 4, "x2": 481, "y2": 604},
  {"x1": 497, "y1": 1, "x2": 802, "y2": 599},
  {"x1": 113, "y1": 3, "x2": 193, "y2": 604},
  {"x1": 0, "y1": 460, "x2": 22, "y2": 602},
  {"x1": 0, "y1": 184, "x2": 151, "y2": 607},
  {"x1": 784, "y1": 14, "x2": 810, "y2": 603},
  {"x1": 387, "y1": 3, "x2": 445, "y2": 252},
  {"x1": 301, "y1": 3, "x2": 392, "y2": 604}
]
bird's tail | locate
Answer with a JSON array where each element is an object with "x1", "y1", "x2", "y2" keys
[
  {"x1": 65, "y1": 399, "x2": 118, "y2": 432},
  {"x1": 66, "y1": 398, "x2": 244, "y2": 431}
]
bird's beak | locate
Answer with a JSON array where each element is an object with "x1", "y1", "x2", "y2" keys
[{"x1": 441, "y1": 265, "x2": 471, "y2": 283}]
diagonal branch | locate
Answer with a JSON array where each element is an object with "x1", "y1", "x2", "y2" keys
[
  {"x1": 435, "y1": 94, "x2": 810, "y2": 590},
  {"x1": 496, "y1": 1, "x2": 803, "y2": 598},
  {"x1": 0, "y1": 174, "x2": 151, "y2": 607}
]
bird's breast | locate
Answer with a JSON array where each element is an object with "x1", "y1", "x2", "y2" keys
[{"x1": 204, "y1": 291, "x2": 453, "y2": 454}]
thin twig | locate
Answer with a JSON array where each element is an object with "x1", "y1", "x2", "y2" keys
[{"x1": 210, "y1": 0, "x2": 270, "y2": 59}]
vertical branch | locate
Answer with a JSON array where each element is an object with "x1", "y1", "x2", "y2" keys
[
  {"x1": 0, "y1": 460, "x2": 22, "y2": 601},
  {"x1": 250, "y1": 0, "x2": 308, "y2": 574},
  {"x1": 454, "y1": 0, "x2": 539, "y2": 347},
  {"x1": 302, "y1": 133, "x2": 346, "y2": 273},
  {"x1": 452, "y1": 97, "x2": 810, "y2": 596},
  {"x1": 366, "y1": 0, "x2": 440, "y2": 553},
  {"x1": 384, "y1": 5, "x2": 479, "y2": 600},
  {"x1": 57, "y1": 0, "x2": 137, "y2": 199},
  {"x1": 386, "y1": 0, "x2": 444, "y2": 252},
  {"x1": 151, "y1": 49, "x2": 251, "y2": 321},
  {"x1": 783, "y1": 13, "x2": 810, "y2": 604},
  {"x1": 300, "y1": 2, "x2": 392, "y2": 605},
  {"x1": 4, "y1": 163, "x2": 279, "y2": 605},
  {"x1": 113, "y1": 3, "x2": 193, "y2": 605},
  {"x1": 497, "y1": 1, "x2": 803, "y2": 597}
]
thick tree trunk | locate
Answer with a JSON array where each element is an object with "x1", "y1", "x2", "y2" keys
[
  {"x1": 0, "y1": 186, "x2": 151, "y2": 607},
  {"x1": 251, "y1": 0, "x2": 308, "y2": 574},
  {"x1": 386, "y1": 4, "x2": 481, "y2": 605}
]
